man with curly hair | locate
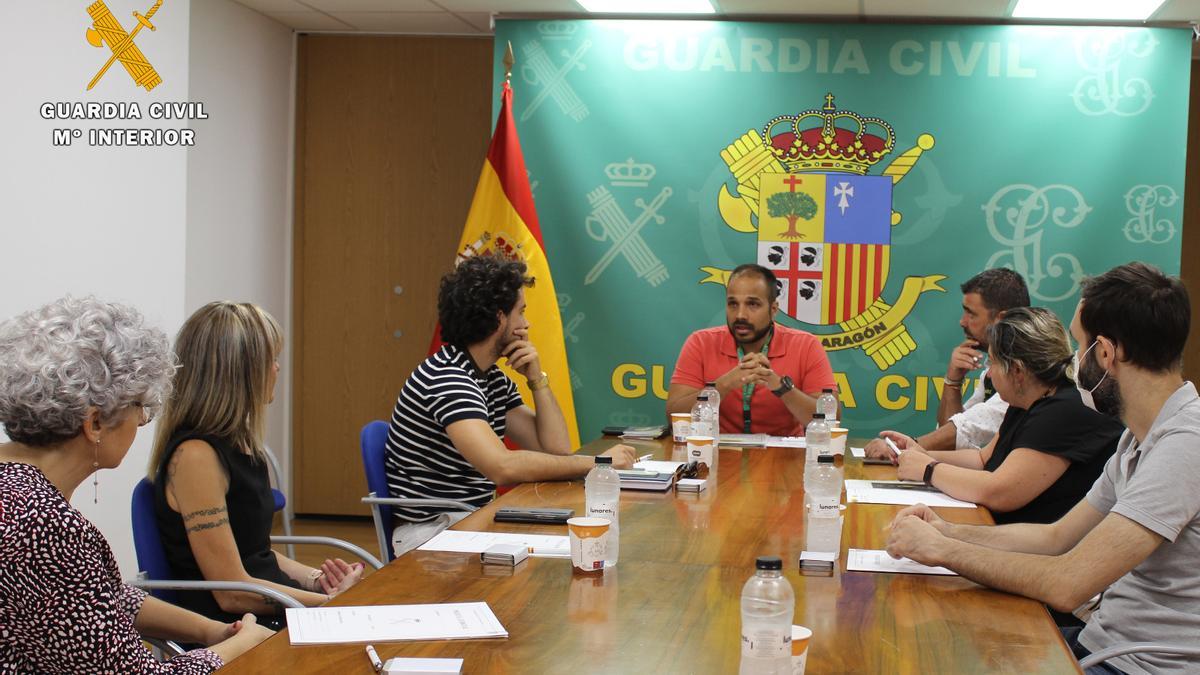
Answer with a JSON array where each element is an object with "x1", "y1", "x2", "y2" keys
[{"x1": 385, "y1": 256, "x2": 636, "y2": 556}]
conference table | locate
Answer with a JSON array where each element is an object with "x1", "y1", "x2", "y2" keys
[{"x1": 220, "y1": 436, "x2": 1080, "y2": 673}]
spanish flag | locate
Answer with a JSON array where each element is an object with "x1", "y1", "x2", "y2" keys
[{"x1": 441, "y1": 79, "x2": 580, "y2": 448}]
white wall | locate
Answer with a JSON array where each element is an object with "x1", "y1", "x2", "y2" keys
[
  {"x1": 0, "y1": 0, "x2": 294, "y2": 577},
  {"x1": 186, "y1": 0, "x2": 294, "y2": 491}
]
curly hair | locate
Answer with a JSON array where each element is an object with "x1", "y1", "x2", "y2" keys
[
  {"x1": 438, "y1": 256, "x2": 533, "y2": 347},
  {"x1": 0, "y1": 296, "x2": 174, "y2": 447},
  {"x1": 961, "y1": 268, "x2": 1030, "y2": 315}
]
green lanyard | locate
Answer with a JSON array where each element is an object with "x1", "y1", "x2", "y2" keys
[{"x1": 735, "y1": 331, "x2": 772, "y2": 434}]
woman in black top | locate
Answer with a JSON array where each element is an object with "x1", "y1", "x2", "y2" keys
[
  {"x1": 888, "y1": 307, "x2": 1123, "y2": 524},
  {"x1": 148, "y1": 302, "x2": 363, "y2": 625}
]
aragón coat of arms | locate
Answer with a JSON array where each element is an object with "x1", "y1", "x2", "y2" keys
[{"x1": 703, "y1": 93, "x2": 945, "y2": 370}]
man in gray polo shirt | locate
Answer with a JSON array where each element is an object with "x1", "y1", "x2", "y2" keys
[{"x1": 885, "y1": 262, "x2": 1199, "y2": 675}]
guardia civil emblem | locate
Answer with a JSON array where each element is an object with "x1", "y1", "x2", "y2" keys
[{"x1": 704, "y1": 93, "x2": 946, "y2": 369}]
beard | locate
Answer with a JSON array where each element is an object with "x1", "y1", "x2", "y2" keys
[
  {"x1": 1078, "y1": 351, "x2": 1123, "y2": 419},
  {"x1": 729, "y1": 320, "x2": 772, "y2": 347}
]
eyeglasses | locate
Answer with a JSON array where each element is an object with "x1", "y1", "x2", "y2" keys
[
  {"x1": 132, "y1": 401, "x2": 153, "y2": 427},
  {"x1": 674, "y1": 461, "x2": 709, "y2": 480}
]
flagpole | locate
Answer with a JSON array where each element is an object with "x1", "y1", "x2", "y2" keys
[{"x1": 504, "y1": 41, "x2": 514, "y2": 84}]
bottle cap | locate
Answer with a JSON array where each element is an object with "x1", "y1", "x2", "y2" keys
[
  {"x1": 817, "y1": 454, "x2": 835, "y2": 464},
  {"x1": 705, "y1": 381, "x2": 716, "y2": 387},
  {"x1": 822, "y1": 388, "x2": 834, "y2": 394},
  {"x1": 595, "y1": 456, "x2": 613, "y2": 464},
  {"x1": 812, "y1": 413, "x2": 825, "y2": 420},
  {"x1": 755, "y1": 556, "x2": 783, "y2": 571}
]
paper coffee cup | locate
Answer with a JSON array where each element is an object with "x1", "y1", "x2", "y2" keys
[
  {"x1": 830, "y1": 428, "x2": 848, "y2": 455},
  {"x1": 686, "y1": 435, "x2": 715, "y2": 466},
  {"x1": 670, "y1": 413, "x2": 692, "y2": 443},
  {"x1": 792, "y1": 625, "x2": 812, "y2": 674},
  {"x1": 567, "y1": 517, "x2": 610, "y2": 572}
]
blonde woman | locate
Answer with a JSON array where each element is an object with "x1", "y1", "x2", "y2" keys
[
  {"x1": 148, "y1": 302, "x2": 362, "y2": 627},
  {"x1": 883, "y1": 307, "x2": 1124, "y2": 525}
]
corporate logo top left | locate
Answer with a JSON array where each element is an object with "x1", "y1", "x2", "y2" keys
[{"x1": 39, "y1": 0, "x2": 206, "y2": 148}]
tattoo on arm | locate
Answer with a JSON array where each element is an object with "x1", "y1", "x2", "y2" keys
[
  {"x1": 182, "y1": 506, "x2": 228, "y2": 522},
  {"x1": 185, "y1": 517, "x2": 230, "y2": 533},
  {"x1": 183, "y1": 506, "x2": 230, "y2": 533}
]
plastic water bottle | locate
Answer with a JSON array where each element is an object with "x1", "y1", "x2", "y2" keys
[
  {"x1": 691, "y1": 394, "x2": 717, "y2": 439},
  {"x1": 806, "y1": 455, "x2": 843, "y2": 553},
  {"x1": 816, "y1": 388, "x2": 838, "y2": 425},
  {"x1": 804, "y1": 413, "x2": 830, "y2": 507},
  {"x1": 585, "y1": 456, "x2": 620, "y2": 566},
  {"x1": 702, "y1": 380, "x2": 721, "y2": 419},
  {"x1": 739, "y1": 556, "x2": 794, "y2": 674}
]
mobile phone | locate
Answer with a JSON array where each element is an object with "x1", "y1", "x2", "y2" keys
[
  {"x1": 863, "y1": 456, "x2": 895, "y2": 465},
  {"x1": 493, "y1": 507, "x2": 574, "y2": 524},
  {"x1": 601, "y1": 425, "x2": 627, "y2": 436}
]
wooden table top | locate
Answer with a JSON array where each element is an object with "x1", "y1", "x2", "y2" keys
[{"x1": 219, "y1": 437, "x2": 1079, "y2": 674}]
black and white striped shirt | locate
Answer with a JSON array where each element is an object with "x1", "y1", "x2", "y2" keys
[{"x1": 385, "y1": 344, "x2": 524, "y2": 522}]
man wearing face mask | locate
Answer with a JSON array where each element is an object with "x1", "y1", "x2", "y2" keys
[
  {"x1": 885, "y1": 262, "x2": 1200, "y2": 675},
  {"x1": 866, "y1": 268, "x2": 1029, "y2": 461},
  {"x1": 667, "y1": 264, "x2": 835, "y2": 436},
  {"x1": 385, "y1": 257, "x2": 636, "y2": 556}
]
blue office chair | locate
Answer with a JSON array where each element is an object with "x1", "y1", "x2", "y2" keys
[
  {"x1": 130, "y1": 478, "x2": 382, "y2": 604},
  {"x1": 360, "y1": 420, "x2": 476, "y2": 563},
  {"x1": 262, "y1": 445, "x2": 293, "y2": 558}
]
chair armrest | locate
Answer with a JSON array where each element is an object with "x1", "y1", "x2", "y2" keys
[
  {"x1": 127, "y1": 579, "x2": 305, "y2": 609},
  {"x1": 1079, "y1": 642, "x2": 1200, "y2": 669},
  {"x1": 269, "y1": 536, "x2": 385, "y2": 570},
  {"x1": 361, "y1": 496, "x2": 479, "y2": 513}
]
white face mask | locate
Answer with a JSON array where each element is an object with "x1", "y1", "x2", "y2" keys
[{"x1": 1073, "y1": 340, "x2": 1108, "y2": 412}]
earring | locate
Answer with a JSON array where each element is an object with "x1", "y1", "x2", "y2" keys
[{"x1": 93, "y1": 437, "x2": 100, "y2": 504}]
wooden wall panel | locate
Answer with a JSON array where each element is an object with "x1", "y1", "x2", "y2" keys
[
  {"x1": 1181, "y1": 62, "x2": 1200, "y2": 385},
  {"x1": 294, "y1": 35, "x2": 493, "y2": 515}
]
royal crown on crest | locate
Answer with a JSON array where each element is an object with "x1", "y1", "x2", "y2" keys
[
  {"x1": 537, "y1": 21, "x2": 578, "y2": 39},
  {"x1": 604, "y1": 158, "x2": 656, "y2": 187},
  {"x1": 761, "y1": 93, "x2": 896, "y2": 175}
]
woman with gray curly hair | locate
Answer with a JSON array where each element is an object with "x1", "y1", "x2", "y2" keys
[{"x1": 0, "y1": 296, "x2": 271, "y2": 673}]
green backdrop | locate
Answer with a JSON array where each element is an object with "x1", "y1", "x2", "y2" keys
[{"x1": 491, "y1": 20, "x2": 1190, "y2": 438}]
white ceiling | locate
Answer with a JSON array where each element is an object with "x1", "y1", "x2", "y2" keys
[{"x1": 233, "y1": 0, "x2": 1200, "y2": 34}]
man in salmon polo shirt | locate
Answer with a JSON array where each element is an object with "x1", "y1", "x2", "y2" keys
[{"x1": 667, "y1": 263, "x2": 836, "y2": 436}]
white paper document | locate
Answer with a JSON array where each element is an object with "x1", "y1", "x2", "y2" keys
[
  {"x1": 849, "y1": 446, "x2": 866, "y2": 458},
  {"x1": 766, "y1": 436, "x2": 806, "y2": 448},
  {"x1": 634, "y1": 460, "x2": 685, "y2": 474},
  {"x1": 844, "y1": 479, "x2": 977, "y2": 508},
  {"x1": 286, "y1": 602, "x2": 508, "y2": 645},
  {"x1": 720, "y1": 433, "x2": 768, "y2": 447},
  {"x1": 417, "y1": 530, "x2": 570, "y2": 557},
  {"x1": 846, "y1": 549, "x2": 957, "y2": 576}
]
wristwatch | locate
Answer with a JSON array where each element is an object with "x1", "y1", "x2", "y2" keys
[
  {"x1": 923, "y1": 461, "x2": 941, "y2": 486},
  {"x1": 528, "y1": 371, "x2": 550, "y2": 391},
  {"x1": 771, "y1": 375, "x2": 794, "y2": 397}
]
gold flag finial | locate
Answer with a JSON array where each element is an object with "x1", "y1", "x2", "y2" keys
[{"x1": 504, "y1": 41, "x2": 514, "y2": 82}]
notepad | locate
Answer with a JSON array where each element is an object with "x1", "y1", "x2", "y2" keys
[
  {"x1": 846, "y1": 549, "x2": 957, "y2": 576},
  {"x1": 720, "y1": 433, "x2": 768, "y2": 447},
  {"x1": 417, "y1": 530, "x2": 570, "y2": 557},
  {"x1": 844, "y1": 479, "x2": 977, "y2": 508},
  {"x1": 285, "y1": 603, "x2": 508, "y2": 644},
  {"x1": 767, "y1": 436, "x2": 806, "y2": 448}
]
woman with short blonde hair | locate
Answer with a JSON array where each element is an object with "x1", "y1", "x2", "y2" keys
[
  {"x1": 887, "y1": 307, "x2": 1124, "y2": 525},
  {"x1": 0, "y1": 296, "x2": 271, "y2": 672},
  {"x1": 148, "y1": 302, "x2": 361, "y2": 626}
]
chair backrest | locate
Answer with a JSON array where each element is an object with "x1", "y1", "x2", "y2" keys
[
  {"x1": 130, "y1": 477, "x2": 177, "y2": 603},
  {"x1": 360, "y1": 420, "x2": 395, "y2": 526}
]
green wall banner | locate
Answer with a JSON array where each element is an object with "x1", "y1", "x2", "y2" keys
[{"x1": 492, "y1": 20, "x2": 1191, "y2": 438}]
